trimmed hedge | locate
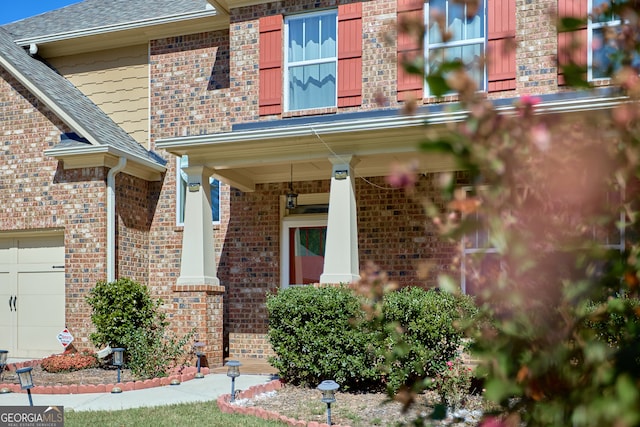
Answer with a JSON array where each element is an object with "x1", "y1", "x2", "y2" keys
[
  {"x1": 381, "y1": 287, "x2": 477, "y2": 392},
  {"x1": 266, "y1": 285, "x2": 380, "y2": 391},
  {"x1": 267, "y1": 285, "x2": 477, "y2": 393}
]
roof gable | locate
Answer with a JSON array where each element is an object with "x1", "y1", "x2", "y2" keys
[{"x1": 0, "y1": 28, "x2": 166, "y2": 177}]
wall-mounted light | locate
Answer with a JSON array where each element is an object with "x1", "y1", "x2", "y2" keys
[
  {"x1": 334, "y1": 170, "x2": 348, "y2": 180},
  {"x1": 188, "y1": 182, "x2": 201, "y2": 192},
  {"x1": 286, "y1": 164, "x2": 298, "y2": 209}
]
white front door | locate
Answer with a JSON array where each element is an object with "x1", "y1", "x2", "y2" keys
[{"x1": 0, "y1": 233, "x2": 65, "y2": 358}]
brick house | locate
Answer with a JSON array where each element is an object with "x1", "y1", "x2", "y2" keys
[{"x1": 0, "y1": 0, "x2": 625, "y2": 364}]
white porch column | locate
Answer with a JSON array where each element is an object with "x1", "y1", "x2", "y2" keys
[
  {"x1": 320, "y1": 156, "x2": 360, "y2": 284},
  {"x1": 177, "y1": 165, "x2": 220, "y2": 286}
]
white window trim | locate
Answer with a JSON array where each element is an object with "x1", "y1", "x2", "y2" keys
[
  {"x1": 423, "y1": 0, "x2": 487, "y2": 97},
  {"x1": 176, "y1": 156, "x2": 221, "y2": 227},
  {"x1": 587, "y1": 0, "x2": 622, "y2": 81},
  {"x1": 283, "y1": 9, "x2": 338, "y2": 112},
  {"x1": 280, "y1": 213, "x2": 328, "y2": 288}
]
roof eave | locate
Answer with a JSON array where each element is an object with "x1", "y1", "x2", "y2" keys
[
  {"x1": 13, "y1": 9, "x2": 222, "y2": 47},
  {"x1": 44, "y1": 144, "x2": 167, "y2": 181},
  {"x1": 156, "y1": 92, "x2": 629, "y2": 152}
]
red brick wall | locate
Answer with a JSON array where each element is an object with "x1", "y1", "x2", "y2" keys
[
  {"x1": 115, "y1": 173, "x2": 152, "y2": 283},
  {"x1": 0, "y1": 69, "x2": 112, "y2": 351}
]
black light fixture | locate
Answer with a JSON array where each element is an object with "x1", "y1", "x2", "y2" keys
[
  {"x1": 317, "y1": 380, "x2": 340, "y2": 425},
  {"x1": 226, "y1": 360, "x2": 241, "y2": 402},
  {"x1": 111, "y1": 348, "x2": 125, "y2": 393},
  {"x1": 16, "y1": 366, "x2": 34, "y2": 406},
  {"x1": 286, "y1": 164, "x2": 298, "y2": 210},
  {"x1": 0, "y1": 350, "x2": 7, "y2": 382}
]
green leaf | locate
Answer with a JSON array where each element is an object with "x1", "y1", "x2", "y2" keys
[
  {"x1": 558, "y1": 17, "x2": 587, "y2": 32},
  {"x1": 426, "y1": 74, "x2": 450, "y2": 98}
]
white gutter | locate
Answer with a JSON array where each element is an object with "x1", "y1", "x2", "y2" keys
[
  {"x1": 13, "y1": 9, "x2": 219, "y2": 46},
  {"x1": 106, "y1": 157, "x2": 127, "y2": 283},
  {"x1": 156, "y1": 94, "x2": 628, "y2": 149}
]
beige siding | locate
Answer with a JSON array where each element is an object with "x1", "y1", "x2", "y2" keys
[{"x1": 49, "y1": 44, "x2": 149, "y2": 147}]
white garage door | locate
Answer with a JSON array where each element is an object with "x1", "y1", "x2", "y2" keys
[{"x1": 0, "y1": 233, "x2": 65, "y2": 359}]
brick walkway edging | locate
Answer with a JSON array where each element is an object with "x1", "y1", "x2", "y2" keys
[
  {"x1": 0, "y1": 359, "x2": 208, "y2": 394},
  {"x1": 216, "y1": 379, "x2": 352, "y2": 427}
]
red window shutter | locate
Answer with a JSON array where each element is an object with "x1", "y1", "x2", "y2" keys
[
  {"x1": 557, "y1": 0, "x2": 588, "y2": 85},
  {"x1": 397, "y1": 0, "x2": 423, "y2": 101},
  {"x1": 338, "y1": 3, "x2": 363, "y2": 107},
  {"x1": 259, "y1": 15, "x2": 283, "y2": 116},
  {"x1": 487, "y1": 0, "x2": 516, "y2": 92}
]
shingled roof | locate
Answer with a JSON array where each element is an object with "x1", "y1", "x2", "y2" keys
[
  {"x1": 1, "y1": 0, "x2": 213, "y2": 40},
  {"x1": 0, "y1": 27, "x2": 165, "y2": 169}
]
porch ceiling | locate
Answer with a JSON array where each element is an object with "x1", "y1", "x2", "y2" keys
[{"x1": 158, "y1": 120, "x2": 458, "y2": 191}]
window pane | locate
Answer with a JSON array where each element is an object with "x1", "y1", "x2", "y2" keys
[
  {"x1": 288, "y1": 14, "x2": 336, "y2": 62},
  {"x1": 319, "y1": 14, "x2": 337, "y2": 58},
  {"x1": 592, "y1": 28, "x2": 612, "y2": 79},
  {"x1": 592, "y1": 0, "x2": 617, "y2": 23},
  {"x1": 288, "y1": 62, "x2": 336, "y2": 110},
  {"x1": 178, "y1": 156, "x2": 220, "y2": 224},
  {"x1": 448, "y1": 2, "x2": 464, "y2": 42},
  {"x1": 288, "y1": 19, "x2": 304, "y2": 62}
]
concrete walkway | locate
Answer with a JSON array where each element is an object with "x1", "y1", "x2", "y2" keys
[
  {"x1": 0, "y1": 373, "x2": 276, "y2": 411},
  {"x1": 0, "y1": 358, "x2": 278, "y2": 412}
]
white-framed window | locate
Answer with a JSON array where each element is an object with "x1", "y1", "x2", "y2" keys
[
  {"x1": 588, "y1": 0, "x2": 640, "y2": 80},
  {"x1": 284, "y1": 10, "x2": 338, "y2": 111},
  {"x1": 460, "y1": 186, "x2": 625, "y2": 295},
  {"x1": 424, "y1": 0, "x2": 486, "y2": 95},
  {"x1": 176, "y1": 156, "x2": 220, "y2": 226}
]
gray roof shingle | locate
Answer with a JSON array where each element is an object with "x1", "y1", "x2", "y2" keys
[
  {"x1": 0, "y1": 27, "x2": 165, "y2": 167},
  {"x1": 1, "y1": 0, "x2": 212, "y2": 40}
]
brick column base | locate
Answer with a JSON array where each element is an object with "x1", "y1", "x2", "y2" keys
[{"x1": 171, "y1": 284, "x2": 225, "y2": 367}]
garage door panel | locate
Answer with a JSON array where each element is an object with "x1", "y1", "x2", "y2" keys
[
  {"x1": 18, "y1": 236, "x2": 64, "y2": 265},
  {"x1": 19, "y1": 271, "x2": 65, "y2": 295},
  {"x1": 0, "y1": 233, "x2": 65, "y2": 358},
  {"x1": 19, "y1": 326, "x2": 63, "y2": 354},
  {"x1": 18, "y1": 294, "x2": 65, "y2": 327}
]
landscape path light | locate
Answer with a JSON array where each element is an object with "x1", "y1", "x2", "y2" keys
[
  {"x1": 317, "y1": 379, "x2": 340, "y2": 425},
  {"x1": 16, "y1": 366, "x2": 34, "y2": 406},
  {"x1": 0, "y1": 350, "x2": 7, "y2": 381},
  {"x1": 226, "y1": 360, "x2": 241, "y2": 402},
  {"x1": 194, "y1": 341, "x2": 205, "y2": 379},
  {"x1": 111, "y1": 347, "x2": 125, "y2": 393}
]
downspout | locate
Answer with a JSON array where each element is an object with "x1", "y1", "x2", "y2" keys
[{"x1": 107, "y1": 157, "x2": 127, "y2": 282}]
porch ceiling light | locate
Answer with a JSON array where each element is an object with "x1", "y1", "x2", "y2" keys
[{"x1": 286, "y1": 164, "x2": 298, "y2": 209}]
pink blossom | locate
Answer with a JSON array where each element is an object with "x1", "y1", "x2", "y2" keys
[
  {"x1": 479, "y1": 416, "x2": 508, "y2": 427},
  {"x1": 385, "y1": 161, "x2": 419, "y2": 189},
  {"x1": 530, "y1": 123, "x2": 551, "y2": 152},
  {"x1": 519, "y1": 94, "x2": 541, "y2": 107}
]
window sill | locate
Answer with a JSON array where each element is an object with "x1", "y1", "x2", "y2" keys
[{"x1": 283, "y1": 106, "x2": 337, "y2": 118}]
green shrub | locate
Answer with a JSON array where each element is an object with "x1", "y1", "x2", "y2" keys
[
  {"x1": 266, "y1": 285, "x2": 477, "y2": 393},
  {"x1": 381, "y1": 287, "x2": 477, "y2": 393},
  {"x1": 86, "y1": 278, "x2": 194, "y2": 379},
  {"x1": 266, "y1": 285, "x2": 380, "y2": 391},
  {"x1": 86, "y1": 278, "x2": 159, "y2": 349}
]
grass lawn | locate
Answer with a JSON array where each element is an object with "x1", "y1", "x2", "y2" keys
[{"x1": 64, "y1": 401, "x2": 285, "y2": 427}]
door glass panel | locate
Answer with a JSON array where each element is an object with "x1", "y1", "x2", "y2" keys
[{"x1": 289, "y1": 226, "x2": 326, "y2": 284}]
